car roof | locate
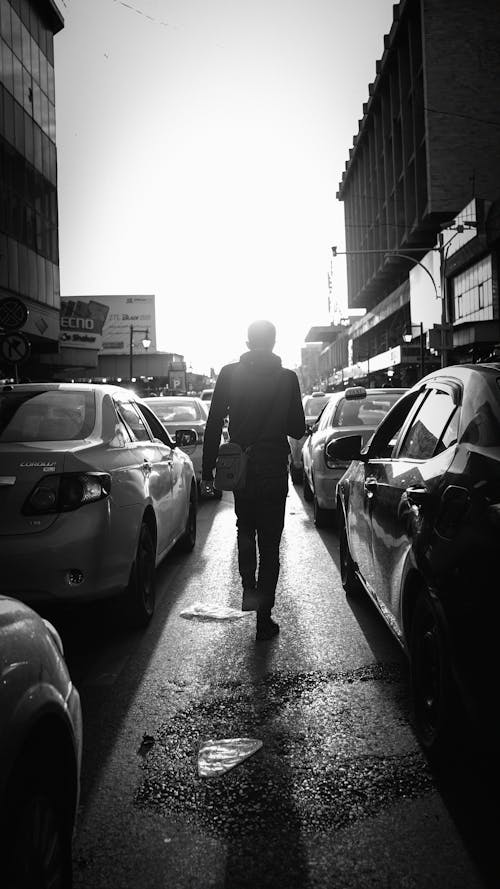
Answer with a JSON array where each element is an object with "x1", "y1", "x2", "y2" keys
[
  {"x1": 1, "y1": 382, "x2": 138, "y2": 398},
  {"x1": 413, "y1": 363, "x2": 500, "y2": 392}
]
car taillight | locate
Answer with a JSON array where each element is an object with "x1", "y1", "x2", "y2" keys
[{"x1": 22, "y1": 472, "x2": 111, "y2": 515}]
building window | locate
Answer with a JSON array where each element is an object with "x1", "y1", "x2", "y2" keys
[{"x1": 452, "y1": 256, "x2": 493, "y2": 324}]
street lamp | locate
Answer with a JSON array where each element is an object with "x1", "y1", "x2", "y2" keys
[
  {"x1": 129, "y1": 325, "x2": 151, "y2": 382},
  {"x1": 403, "y1": 322, "x2": 425, "y2": 380}
]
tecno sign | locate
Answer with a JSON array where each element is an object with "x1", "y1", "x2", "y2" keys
[{"x1": 61, "y1": 317, "x2": 95, "y2": 330}]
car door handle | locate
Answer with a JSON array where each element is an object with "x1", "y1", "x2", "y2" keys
[
  {"x1": 405, "y1": 486, "x2": 428, "y2": 508},
  {"x1": 364, "y1": 476, "x2": 378, "y2": 497}
]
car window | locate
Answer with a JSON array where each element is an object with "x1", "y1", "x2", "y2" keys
[
  {"x1": 303, "y1": 395, "x2": 330, "y2": 418},
  {"x1": 317, "y1": 399, "x2": 338, "y2": 431},
  {"x1": 398, "y1": 390, "x2": 457, "y2": 460},
  {"x1": 115, "y1": 400, "x2": 152, "y2": 442},
  {"x1": 0, "y1": 389, "x2": 95, "y2": 442},
  {"x1": 137, "y1": 403, "x2": 173, "y2": 444},
  {"x1": 367, "y1": 390, "x2": 424, "y2": 458},
  {"x1": 334, "y1": 398, "x2": 363, "y2": 426},
  {"x1": 145, "y1": 400, "x2": 202, "y2": 422}
]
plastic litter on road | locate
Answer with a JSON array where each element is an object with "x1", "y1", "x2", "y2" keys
[
  {"x1": 179, "y1": 602, "x2": 253, "y2": 621},
  {"x1": 198, "y1": 738, "x2": 263, "y2": 777}
]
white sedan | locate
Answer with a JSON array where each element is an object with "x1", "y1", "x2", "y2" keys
[
  {"x1": 302, "y1": 386, "x2": 407, "y2": 527},
  {"x1": 0, "y1": 383, "x2": 198, "y2": 626}
]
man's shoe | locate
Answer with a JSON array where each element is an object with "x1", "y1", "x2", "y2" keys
[
  {"x1": 255, "y1": 617, "x2": 280, "y2": 641},
  {"x1": 242, "y1": 588, "x2": 261, "y2": 611}
]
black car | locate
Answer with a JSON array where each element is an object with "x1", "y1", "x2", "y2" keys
[{"x1": 332, "y1": 364, "x2": 500, "y2": 756}]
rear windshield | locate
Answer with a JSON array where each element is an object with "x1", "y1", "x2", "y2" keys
[
  {"x1": 303, "y1": 395, "x2": 330, "y2": 418},
  {"x1": 145, "y1": 399, "x2": 204, "y2": 422},
  {"x1": 334, "y1": 392, "x2": 403, "y2": 427},
  {"x1": 0, "y1": 389, "x2": 96, "y2": 442}
]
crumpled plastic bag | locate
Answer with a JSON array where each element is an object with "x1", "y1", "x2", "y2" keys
[
  {"x1": 179, "y1": 602, "x2": 252, "y2": 621},
  {"x1": 198, "y1": 738, "x2": 263, "y2": 777}
]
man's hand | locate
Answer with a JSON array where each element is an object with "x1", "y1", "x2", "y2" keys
[{"x1": 200, "y1": 479, "x2": 216, "y2": 498}]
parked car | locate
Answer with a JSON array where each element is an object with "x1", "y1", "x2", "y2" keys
[
  {"x1": 200, "y1": 388, "x2": 215, "y2": 404},
  {"x1": 302, "y1": 386, "x2": 406, "y2": 526},
  {"x1": 288, "y1": 392, "x2": 334, "y2": 484},
  {"x1": 143, "y1": 395, "x2": 208, "y2": 485},
  {"x1": 333, "y1": 363, "x2": 500, "y2": 755},
  {"x1": 0, "y1": 383, "x2": 198, "y2": 626},
  {"x1": 143, "y1": 394, "x2": 226, "y2": 497},
  {"x1": 0, "y1": 594, "x2": 82, "y2": 887}
]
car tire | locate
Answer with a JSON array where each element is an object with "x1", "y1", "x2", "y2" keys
[
  {"x1": 290, "y1": 464, "x2": 303, "y2": 485},
  {"x1": 339, "y1": 514, "x2": 362, "y2": 597},
  {"x1": 2, "y1": 752, "x2": 73, "y2": 889},
  {"x1": 303, "y1": 472, "x2": 314, "y2": 502},
  {"x1": 125, "y1": 522, "x2": 156, "y2": 627},
  {"x1": 409, "y1": 587, "x2": 457, "y2": 758},
  {"x1": 178, "y1": 489, "x2": 197, "y2": 552},
  {"x1": 313, "y1": 493, "x2": 333, "y2": 528}
]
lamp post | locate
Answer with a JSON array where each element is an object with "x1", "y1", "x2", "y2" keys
[
  {"x1": 129, "y1": 325, "x2": 151, "y2": 382},
  {"x1": 403, "y1": 322, "x2": 425, "y2": 380}
]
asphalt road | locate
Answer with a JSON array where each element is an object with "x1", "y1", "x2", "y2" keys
[{"x1": 46, "y1": 484, "x2": 498, "y2": 889}]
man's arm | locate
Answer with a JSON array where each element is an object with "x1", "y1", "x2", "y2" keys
[
  {"x1": 201, "y1": 365, "x2": 233, "y2": 479},
  {"x1": 286, "y1": 372, "x2": 306, "y2": 440}
]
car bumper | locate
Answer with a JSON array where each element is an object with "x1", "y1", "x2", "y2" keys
[{"x1": 0, "y1": 500, "x2": 131, "y2": 604}]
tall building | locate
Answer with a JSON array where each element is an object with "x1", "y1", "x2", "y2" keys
[
  {"x1": 0, "y1": 0, "x2": 64, "y2": 379},
  {"x1": 337, "y1": 0, "x2": 500, "y2": 385}
]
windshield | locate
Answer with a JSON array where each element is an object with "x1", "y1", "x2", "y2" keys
[
  {"x1": 334, "y1": 392, "x2": 403, "y2": 427},
  {"x1": 0, "y1": 389, "x2": 96, "y2": 442},
  {"x1": 145, "y1": 399, "x2": 205, "y2": 423},
  {"x1": 303, "y1": 395, "x2": 330, "y2": 418}
]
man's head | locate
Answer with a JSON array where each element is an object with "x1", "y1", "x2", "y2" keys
[{"x1": 247, "y1": 320, "x2": 276, "y2": 352}]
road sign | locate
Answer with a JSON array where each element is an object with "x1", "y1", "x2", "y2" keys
[
  {"x1": 0, "y1": 296, "x2": 29, "y2": 331},
  {"x1": 0, "y1": 331, "x2": 31, "y2": 364}
]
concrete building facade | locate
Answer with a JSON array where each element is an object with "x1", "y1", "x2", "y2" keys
[{"x1": 336, "y1": 0, "x2": 500, "y2": 385}]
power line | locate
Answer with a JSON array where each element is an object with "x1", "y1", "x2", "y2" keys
[{"x1": 111, "y1": 0, "x2": 171, "y2": 27}]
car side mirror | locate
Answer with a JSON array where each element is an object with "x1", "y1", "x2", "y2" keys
[
  {"x1": 326, "y1": 434, "x2": 364, "y2": 463},
  {"x1": 175, "y1": 429, "x2": 198, "y2": 448}
]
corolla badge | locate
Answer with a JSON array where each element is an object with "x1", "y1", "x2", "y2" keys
[{"x1": 19, "y1": 461, "x2": 57, "y2": 472}]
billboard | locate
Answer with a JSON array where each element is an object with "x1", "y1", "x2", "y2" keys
[{"x1": 60, "y1": 295, "x2": 156, "y2": 353}]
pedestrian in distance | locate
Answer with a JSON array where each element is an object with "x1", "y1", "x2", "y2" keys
[{"x1": 201, "y1": 320, "x2": 305, "y2": 641}]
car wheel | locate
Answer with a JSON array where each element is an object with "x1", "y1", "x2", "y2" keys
[
  {"x1": 178, "y1": 489, "x2": 197, "y2": 552},
  {"x1": 303, "y1": 471, "x2": 314, "y2": 502},
  {"x1": 2, "y1": 758, "x2": 73, "y2": 889},
  {"x1": 339, "y1": 514, "x2": 362, "y2": 596},
  {"x1": 290, "y1": 464, "x2": 303, "y2": 485},
  {"x1": 313, "y1": 493, "x2": 333, "y2": 528},
  {"x1": 410, "y1": 587, "x2": 457, "y2": 758},
  {"x1": 125, "y1": 522, "x2": 156, "y2": 627}
]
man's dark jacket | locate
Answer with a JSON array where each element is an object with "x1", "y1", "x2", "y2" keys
[{"x1": 202, "y1": 350, "x2": 305, "y2": 480}]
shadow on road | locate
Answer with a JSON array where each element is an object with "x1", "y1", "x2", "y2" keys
[{"x1": 37, "y1": 496, "x2": 223, "y2": 812}]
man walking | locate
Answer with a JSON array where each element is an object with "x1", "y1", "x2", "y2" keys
[{"x1": 201, "y1": 320, "x2": 305, "y2": 641}]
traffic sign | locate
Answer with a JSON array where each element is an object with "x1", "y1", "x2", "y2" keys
[
  {"x1": 0, "y1": 331, "x2": 31, "y2": 364},
  {"x1": 0, "y1": 296, "x2": 29, "y2": 331}
]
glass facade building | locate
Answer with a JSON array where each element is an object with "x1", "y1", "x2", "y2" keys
[{"x1": 0, "y1": 0, "x2": 63, "y2": 374}]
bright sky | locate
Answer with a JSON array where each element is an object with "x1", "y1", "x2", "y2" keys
[{"x1": 54, "y1": 0, "x2": 395, "y2": 376}]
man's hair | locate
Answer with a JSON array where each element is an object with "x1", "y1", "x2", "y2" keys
[{"x1": 247, "y1": 319, "x2": 276, "y2": 350}]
